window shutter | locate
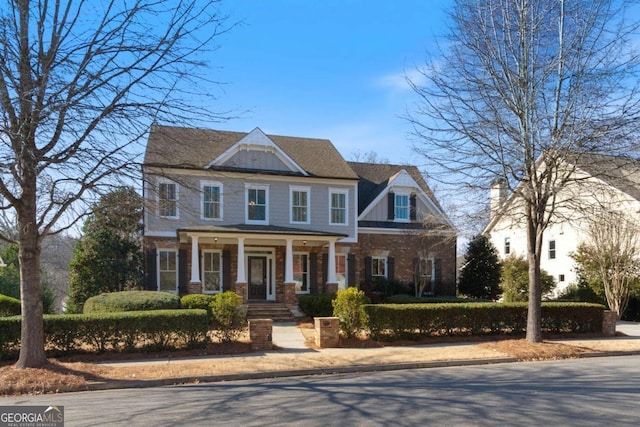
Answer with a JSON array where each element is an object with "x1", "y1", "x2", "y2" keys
[
  {"x1": 364, "y1": 256, "x2": 372, "y2": 284},
  {"x1": 347, "y1": 254, "x2": 356, "y2": 287},
  {"x1": 410, "y1": 194, "x2": 417, "y2": 221},
  {"x1": 145, "y1": 249, "x2": 157, "y2": 290},
  {"x1": 309, "y1": 252, "x2": 318, "y2": 294},
  {"x1": 434, "y1": 258, "x2": 442, "y2": 292},
  {"x1": 321, "y1": 253, "x2": 328, "y2": 291},
  {"x1": 178, "y1": 249, "x2": 188, "y2": 295},
  {"x1": 387, "y1": 257, "x2": 395, "y2": 281},
  {"x1": 222, "y1": 250, "x2": 231, "y2": 291},
  {"x1": 387, "y1": 192, "x2": 395, "y2": 220}
]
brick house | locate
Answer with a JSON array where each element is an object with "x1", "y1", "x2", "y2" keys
[{"x1": 143, "y1": 125, "x2": 457, "y2": 305}]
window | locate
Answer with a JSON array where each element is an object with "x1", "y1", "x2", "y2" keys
[
  {"x1": 293, "y1": 253, "x2": 309, "y2": 293},
  {"x1": 559, "y1": 274, "x2": 565, "y2": 282},
  {"x1": 290, "y1": 187, "x2": 310, "y2": 223},
  {"x1": 202, "y1": 251, "x2": 222, "y2": 293},
  {"x1": 395, "y1": 194, "x2": 409, "y2": 221},
  {"x1": 372, "y1": 257, "x2": 386, "y2": 278},
  {"x1": 336, "y1": 254, "x2": 347, "y2": 289},
  {"x1": 159, "y1": 182, "x2": 178, "y2": 218},
  {"x1": 202, "y1": 182, "x2": 222, "y2": 220},
  {"x1": 549, "y1": 240, "x2": 556, "y2": 260},
  {"x1": 158, "y1": 250, "x2": 178, "y2": 292},
  {"x1": 329, "y1": 189, "x2": 348, "y2": 225},
  {"x1": 246, "y1": 185, "x2": 268, "y2": 223},
  {"x1": 504, "y1": 237, "x2": 511, "y2": 255}
]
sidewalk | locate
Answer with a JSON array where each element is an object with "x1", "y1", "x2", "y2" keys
[{"x1": 85, "y1": 321, "x2": 640, "y2": 392}]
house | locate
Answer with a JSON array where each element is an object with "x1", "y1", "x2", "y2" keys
[
  {"x1": 484, "y1": 153, "x2": 640, "y2": 296},
  {"x1": 142, "y1": 125, "x2": 457, "y2": 306}
]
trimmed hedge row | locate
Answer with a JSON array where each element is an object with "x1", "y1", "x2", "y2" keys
[
  {"x1": 298, "y1": 293, "x2": 336, "y2": 318},
  {"x1": 0, "y1": 294, "x2": 20, "y2": 317},
  {"x1": 0, "y1": 309, "x2": 208, "y2": 359},
  {"x1": 83, "y1": 291, "x2": 180, "y2": 313},
  {"x1": 365, "y1": 302, "x2": 605, "y2": 341}
]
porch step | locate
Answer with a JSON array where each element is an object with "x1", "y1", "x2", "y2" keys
[{"x1": 246, "y1": 302, "x2": 296, "y2": 322}]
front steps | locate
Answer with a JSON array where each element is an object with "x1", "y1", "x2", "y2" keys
[{"x1": 246, "y1": 301, "x2": 296, "y2": 322}]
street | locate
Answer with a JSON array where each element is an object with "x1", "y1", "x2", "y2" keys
[{"x1": 2, "y1": 355, "x2": 639, "y2": 426}]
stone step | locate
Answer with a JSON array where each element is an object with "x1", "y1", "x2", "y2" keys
[{"x1": 246, "y1": 302, "x2": 295, "y2": 322}]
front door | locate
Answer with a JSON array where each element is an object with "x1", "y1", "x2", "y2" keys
[{"x1": 248, "y1": 256, "x2": 267, "y2": 300}]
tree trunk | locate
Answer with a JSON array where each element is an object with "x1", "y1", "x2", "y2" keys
[{"x1": 526, "y1": 218, "x2": 543, "y2": 343}]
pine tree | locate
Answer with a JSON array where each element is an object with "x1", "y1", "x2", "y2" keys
[{"x1": 458, "y1": 235, "x2": 502, "y2": 300}]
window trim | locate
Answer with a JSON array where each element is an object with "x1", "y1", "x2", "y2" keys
[
  {"x1": 329, "y1": 188, "x2": 349, "y2": 226},
  {"x1": 201, "y1": 250, "x2": 223, "y2": 294},
  {"x1": 372, "y1": 256, "x2": 387, "y2": 278},
  {"x1": 245, "y1": 183, "x2": 269, "y2": 224},
  {"x1": 394, "y1": 192, "x2": 410, "y2": 222},
  {"x1": 290, "y1": 185, "x2": 311, "y2": 224},
  {"x1": 549, "y1": 240, "x2": 556, "y2": 260},
  {"x1": 158, "y1": 180, "x2": 179, "y2": 219},
  {"x1": 201, "y1": 181, "x2": 223, "y2": 221},
  {"x1": 293, "y1": 252, "x2": 310, "y2": 294},
  {"x1": 157, "y1": 249, "x2": 178, "y2": 293}
]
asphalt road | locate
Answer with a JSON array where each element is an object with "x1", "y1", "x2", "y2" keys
[{"x1": 2, "y1": 355, "x2": 639, "y2": 426}]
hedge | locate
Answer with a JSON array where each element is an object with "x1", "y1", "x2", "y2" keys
[
  {"x1": 0, "y1": 294, "x2": 20, "y2": 317},
  {"x1": 0, "y1": 309, "x2": 209, "y2": 359},
  {"x1": 365, "y1": 302, "x2": 605, "y2": 341},
  {"x1": 83, "y1": 290, "x2": 180, "y2": 313},
  {"x1": 298, "y1": 293, "x2": 335, "y2": 317}
]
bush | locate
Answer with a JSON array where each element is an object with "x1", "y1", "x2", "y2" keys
[
  {"x1": 210, "y1": 291, "x2": 245, "y2": 342},
  {"x1": 332, "y1": 287, "x2": 370, "y2": 338},
  {"x1": 0, "y1": 309, "x2": 209, "y2": 359},
  {"x1": 0, "y1": 294, "x2": 20, "y2": 317},
  {"x1": 298, "y1": 294, "x2": 335, "y2": 317},
  {"x1": 181, "y1": 294, "x2": 217, "y2": 321},
  {"x1": 458, "y1": 234, "x2": 502, "y2": 300},
  {"x1": 83, "y1": 290, "x2": 180, "y2": 313},
  {"x1": 384, "y1": 294, "x2": 490, "y2": 304},
  {"x1": 365, "y1": 302, "x2": 604, "y2": 341},
  {"x1": 500, "y1": 255, "x2": 555, "y2": 302}
]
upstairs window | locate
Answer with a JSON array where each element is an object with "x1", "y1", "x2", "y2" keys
[
  {"x1": 549, "y1": 240, "x2": 556, "y2": 260},
  {"x1": 159, "y1": 182, "x2": 178, "y2": 218},
  {"x1": 246, "y1": 185, "x2": 268, "y2": 224},
  {"x1": 395, "y1": 194, "x2": 409, "y2": 221},
  {"x1": 504, "y1": 237, "x2": 511, "y2": 255},
  {"x1": 202, "y1": 182, "x2": 222, "y2": 220},
  {"x1": 290, "y1": 187, "x2": 310, "y2": 224},
  {"x1": 330, "y1": 189, "x2": 348, "y2": 225}
]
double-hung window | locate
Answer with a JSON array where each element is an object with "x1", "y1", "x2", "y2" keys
[
  {"x1": 504, "y1": 237, "x2": 511, "y2": 255},
  {"x1": 336, "y1": 254, "x2": 347, "y2": 289},
  {"x1": 549, "y1": 240, "x2": 556, "y2": 260},
  {"x1": 246, "y1": 184, "x2": 269, "y2": 224},
  {"x1": 395, "y1": 194, "x2": 409, "y2": 221},
  {"x1": 290, "y1": 186, "x2": 310, "y2": 224},
  {"x1": 293, "y1": 253, "x2": 309, "y2": 293},
  {"x1": 329, "y1": 189, "x2": 348, "y2": 225},
  {"x1": 372, "y1": 257, "x2": 387, "y2": 278},
  {"x1": 158, "y1": 182, "x2": 178, "y2": 218},
  {"x1": 158, "y1": 250, "x2": 178, "y2": 292},
  {"x1": 202, "y1": 182, "x2": 222, "y2": 220},
  {"x1": 202, "y1": 251, "x2": 222, "y2": 293}
]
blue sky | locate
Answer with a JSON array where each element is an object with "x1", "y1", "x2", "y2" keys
[{"x1": 209, "y1": 0, "x2": 451, "y2": 166}]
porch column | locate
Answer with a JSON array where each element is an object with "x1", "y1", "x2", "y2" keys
[
  {"x1": 236, "y1": 237, "x2": 246, "y2": 283},
  {"x1": 327, "y1": 240, "x2": 337, "y2": 284},
  {"x1": 190, "y1": 236, "x2": 201, "y2": 283},
  {"x1": 284, "y1": 238, "x2": 294, "y2": 283}
]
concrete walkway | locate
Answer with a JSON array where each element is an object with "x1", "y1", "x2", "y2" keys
[{"x1": 272, "y1": 322, "x2": 309, "y2": 350}]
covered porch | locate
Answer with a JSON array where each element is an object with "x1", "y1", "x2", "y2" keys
[{"x1": 177, "y1": 225, "x2": 348, "y2": 306}]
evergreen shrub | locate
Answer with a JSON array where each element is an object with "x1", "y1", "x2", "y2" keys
[{"x1": 83, "y1": 290, "x2": 180, "y2": 313}]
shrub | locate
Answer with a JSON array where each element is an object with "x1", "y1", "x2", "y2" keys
[
  {"x1": 298, "y1": 294, "x2": 335, "y2": 317},
  {"x1": 181, "y1": 294, "x2": 217, "y2": 321},
  {"x1": 458, "y1": 234, "x2": 502, "y2": 301},
  {"x1": 0, "y1": 294, "x2": 20, "y2": 317},
  {"x1": 500, "y1": 255, "x2": 555, "y2": 302},
  {"x1": 83, "y1": 290, "x2": 180, "y2": 313},
  {"x1": 332, "y1": 287, "x2": 370, "y2": 338},
  {"x1": 210, "y1": 291, "x2": 245, "y2": 342}
]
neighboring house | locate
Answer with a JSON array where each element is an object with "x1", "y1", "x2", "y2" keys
[
  {"x1": 142, "y1": 125, "x2": 457, "y2": 305},
  {"x1": 484, "y1": 153, "x2": 640, "y2": 296}
]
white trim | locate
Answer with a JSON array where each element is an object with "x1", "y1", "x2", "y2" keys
[
  {"x1": 394, "y1": 192, "x2": 411, "y2": 222},
  {"x1": 200, "y1": 180, "x2": 223, "y2": 221},
  {"x1": 246, "y1": 247, "x2": 276, "y2": 301},
  {"x1": 157, "y1": 179, "x2": 179, "y2": 219},
  {"x1": 358, "y1": 227, "x2": 457, "y2": 236},
  {"x1": 157, "y1": 249, "x2": 179, "y2": 293},
  {"x1": 245, "y1": 183, "x2": 270, "y2": 224},
  {"x1": 329, "y1": 188, "x2": 349, "y2": 226},
  {"x1": 201, "y1": 250, "x2": 223, "y2": 294},
  {"x1": 289, "y1": 185, "x2": 311, "y2": 225},
  {"x1": 145, "y1": 230, "x2": 179, "y2": 238}
]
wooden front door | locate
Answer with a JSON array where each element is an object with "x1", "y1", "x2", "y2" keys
[{"x1": 248, "y1": 256, "x2": 267, "y2": 300}]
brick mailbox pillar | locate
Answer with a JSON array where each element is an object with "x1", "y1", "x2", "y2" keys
[
  {"x1": 249, "y1": 319, "x2": 273, "y2": 351},
  {"x1": 602, "y1": 310, "x2": 617, "y2": 337},
  {"x1": 315, "y1": 317, "x2": 340, "y2": 348}
]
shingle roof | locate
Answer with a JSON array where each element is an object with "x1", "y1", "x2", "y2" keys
[
  {"x1": 144, "y1": 125, "x2": 359, "y2": 179},
  {"x1": 347, "y1": 162, "x2": 443, "y2": 214},
  {"x1": 569, "y1": 152, "x2": 640, "y2": 201}
]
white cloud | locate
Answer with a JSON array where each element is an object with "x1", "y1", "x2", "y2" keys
[{"x1": 375, "y1": 68, "x2": 427, "y2": 93}]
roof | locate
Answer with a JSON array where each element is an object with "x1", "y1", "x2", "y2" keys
[
  {"x1": 569, "y1": 152, "x2": 640, "y2": 201},
  {"x1": 144, "y1": 125, "x2": 359, "y2": 179},
  {"x1": 347, "y1": 162, "x2": 443, "y2": 214}
]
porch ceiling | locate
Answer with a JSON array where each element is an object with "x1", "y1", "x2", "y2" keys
[{"x1": 177, "y1": 224, "x2": 348, "y2": 246}]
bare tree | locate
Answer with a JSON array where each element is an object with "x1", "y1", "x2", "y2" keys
[
  {"x1": 575, "y1": 209, "x2": 640, "y2": 318},
  {"x1": 408, "y1": 0, "x2": 640, "y2": 342},
  {"x1": 0, "y1": 0, "x2": 231, "y2": 368}
]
